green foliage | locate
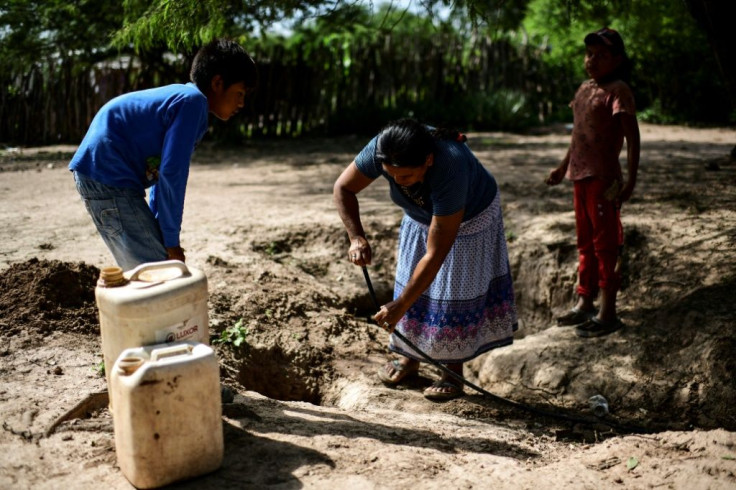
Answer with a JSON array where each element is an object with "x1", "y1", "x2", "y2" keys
[
  {"x1": 113, "y1": 0, "x2": 233, "y2": 53},
  {"x1": 264, "y1": 241, "x2": 284, "y2": 256},
  {"x1": 435, "y1": 0, "x2": 530, "y2": 31},
  {"x1": 112, "y1": 0, "x2": 355, "y2": 53},
  {"x1": 0, "y1": 0, "x2": 123, "y2": 70},
  {"x1": 1, "y1": 0, "x2": 733, "y2": 145},
  {"x1": 243, "y1": 4, "x2": 547, "y2": 134},
  {"x1": 213, "y1": 318, "x2": 249, "y2": 347},
  {"x1": 93, "y1": 360, "x2": 105, "y2": 377},
  {"x1": 522, "y1": 0, "x2": 591, "y2": 77},
  {"x1": 0, "y1": 0, "x2": 130, "y2": 144},
  {"x1": 638, "y1": 99, "x2": 678, "y2": 125},
  {"x1": 468, "y1": 89, "x2": 536, "y2": 131},
  {"x1": 618, "y1": 0, "x2": 730, "y2": 123},
  {"x1": 398, "y1": 88, "x2": 536, "y2": 132},
  {"x1": 521, "y1": 0, "x2": 733, "y2": 124}
]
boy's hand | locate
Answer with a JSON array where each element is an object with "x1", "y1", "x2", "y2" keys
[{"x1": 166, "y1": 246, "x2": 186, "y2": 263}]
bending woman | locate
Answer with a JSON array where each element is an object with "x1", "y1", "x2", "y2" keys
[{"x1": 333, "y1": 118, "x2": 518, "y2": 401}]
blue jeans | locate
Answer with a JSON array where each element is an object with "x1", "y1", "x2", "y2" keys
[{"x1": 73, "y1": 171, "x2": 167, "y2": 271}]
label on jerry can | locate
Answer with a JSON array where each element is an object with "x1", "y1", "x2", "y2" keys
[{"x1": 155, "y1": 319, "x2": 203, "y2": 343}]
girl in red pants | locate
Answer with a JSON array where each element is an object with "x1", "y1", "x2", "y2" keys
[{"x1": 546, "y1": 27, "x2": 640, "y2": 337}]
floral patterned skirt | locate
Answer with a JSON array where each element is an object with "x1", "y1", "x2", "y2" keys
[{"x1": 390, "y1": 193, "x2": 518, "y2": 363}]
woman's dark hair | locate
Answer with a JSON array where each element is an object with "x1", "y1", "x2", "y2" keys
[
  {"x1": 190, "y1": 39, "x2": 258, "y2": 93},
  {"x1": 376, "y1": 118, "x2": 466, "y2": 168}
]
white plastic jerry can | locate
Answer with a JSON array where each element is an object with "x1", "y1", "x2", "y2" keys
[
  {"x1": 95, "y1": 260, "x2": 209, "y2": 395},
  {"x1": 110, "y1": 341, "x2": 224, "y2": 489}
]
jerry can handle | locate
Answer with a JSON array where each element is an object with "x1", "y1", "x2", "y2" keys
[
  {"x1": 151, "y1": 344, "x2": 194, "y2": 361},
  {"x1": 116, "y1": 356, "x2": 146, "y2": 376},
  {"x1": 127, "y1": 260, "x2": 191, "y2": 282}
]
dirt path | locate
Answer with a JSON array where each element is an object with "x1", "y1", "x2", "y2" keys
[{"x1": 1, "y1": 123, "x2": 735, "y2": 489}]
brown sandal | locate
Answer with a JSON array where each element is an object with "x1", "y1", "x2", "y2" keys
[
  {"x1": 377, "y1": 359, "x2": 419, "y2": 386},
  {"x1": 556, "y1": 308, "x2": 596, "y2": 327},
  {"x1": 423, "y1": 380, "x2": 464, "y2": 401}
]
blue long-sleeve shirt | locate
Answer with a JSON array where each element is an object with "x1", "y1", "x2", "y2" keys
[{"x1": 69, "y1": 83, "x2": 209, "y2": 247}]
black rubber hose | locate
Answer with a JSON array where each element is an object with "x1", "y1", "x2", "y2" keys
[{"x1": 361, "y1": 266, "x2": 652, "y2": 434}]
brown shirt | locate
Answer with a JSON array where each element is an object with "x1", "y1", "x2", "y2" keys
[{"x1": 567, "y1": 79, "x2": 636, "y2": 181}]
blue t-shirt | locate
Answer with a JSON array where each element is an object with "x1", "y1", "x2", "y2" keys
[
  {"x1": 354, "y1": 135, "x2": 497, "y2": 224},
  {"x1": 69, "y1": 83, "x2": 209, "y2": 247}
]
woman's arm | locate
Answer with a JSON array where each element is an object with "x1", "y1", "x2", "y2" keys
[
  {"x1": 373, "y1": 208, "x2": 464, "y2": 329},
  {"x1": 333, "y1": 161, "x2": 376, "y2": 264}
]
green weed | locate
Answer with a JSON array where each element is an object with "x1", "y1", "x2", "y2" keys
[
  {"x1": 213, "y1": 318, "x2": 250, "y2": 347},
  {"x1": 93, "y1": 360, "x2": 105, "y2": 377}
]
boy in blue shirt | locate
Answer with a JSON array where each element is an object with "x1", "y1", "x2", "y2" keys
[{"x1": 69, "y1": 39, "x2": 257, "y2": 270}]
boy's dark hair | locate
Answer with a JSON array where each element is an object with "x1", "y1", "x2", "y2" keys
[
  {"x1": 190, "y1": 39, "x2": 258, "y2": 93},
  {"x1": 584, "y1": 27, "x2": 633, "y2": 84},
  {"x1": 376, "y1": 118, "x2": 466, "y2": 168}
]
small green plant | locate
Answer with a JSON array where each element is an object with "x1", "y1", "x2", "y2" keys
[
  {"x1": 93, "y1": 360, "x2": 105, "y2": 377},
  {"x1": 265, "y1": 242, "x2": 278, "y2": 255},
  {"x1": 213, "y1": 318, "x2": 249, "y2": 347}
]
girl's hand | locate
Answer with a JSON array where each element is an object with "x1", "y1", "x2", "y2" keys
[
  {"x1": 603, "y1": 180, "x2": 621, "y2": 201},
  {"x1": 348, "y1": 236, "x2": 372, "y2": 266},
  {"x1": 545, "y1": 167, "x2": 565, "y2": 186},
  {"x1": 372, "y1": 301, "x2": 406, "y2": 333},
  {"x1": 619, "y1": 180, "x2": 635, "y2": 202}
]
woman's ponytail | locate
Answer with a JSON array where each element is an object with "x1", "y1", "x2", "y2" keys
[{"x1": 430, "y1": 127, "x2": 467, "y2": 143}]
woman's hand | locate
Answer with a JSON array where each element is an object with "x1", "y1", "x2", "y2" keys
[
  {"x1": 372, "y1": 300, "x2": 406, "y2": 333},
  {"x1": 348, "y1": 236, "x2": 372, "y2": 266},
  {"x1": 334, "y1": 161, "x2": 376, "y2": 266}
]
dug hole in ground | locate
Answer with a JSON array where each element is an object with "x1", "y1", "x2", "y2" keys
[{"x1": 1, "y1": 123, "x2": 735, "y2": 489}]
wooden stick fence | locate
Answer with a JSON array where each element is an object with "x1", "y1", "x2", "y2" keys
[{"x1": 0, "y1": 34, "x2": 571, "y2": 146}]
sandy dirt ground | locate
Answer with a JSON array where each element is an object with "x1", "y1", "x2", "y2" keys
[{"x1": 1, "y1": 122, "x2": 735, "y2": 489}]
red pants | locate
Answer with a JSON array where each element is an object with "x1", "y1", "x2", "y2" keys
[{"x1": 573, "y1": 178, "x2": 623, "y2": 298}]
